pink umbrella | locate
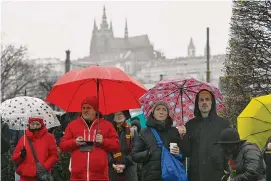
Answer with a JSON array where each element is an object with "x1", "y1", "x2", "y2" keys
[{"x1": 140, "y1": 77, "x2": 225, "y2": 126}]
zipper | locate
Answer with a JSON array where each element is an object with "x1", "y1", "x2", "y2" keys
[{"x1": 82, "y1": 117, "x2": 98, "y2": 181}]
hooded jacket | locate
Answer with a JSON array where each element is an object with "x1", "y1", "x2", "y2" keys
[
  {"x1": 12, "y1": 124, "x2": 59, "y2": 181},
  {"x1": 182, "y1": 89, "x2": 230, "y2": 181},
  {"x1": 131, "y1": 119, "x2": 141, "y2": 133}
]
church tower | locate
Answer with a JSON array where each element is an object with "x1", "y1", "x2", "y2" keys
[
  {"x1": 90, "y1": 6, "x2": 114, "y2": 55},
  {"x1": 187, "y1": 37, "x2": 196, "y2": 57}
]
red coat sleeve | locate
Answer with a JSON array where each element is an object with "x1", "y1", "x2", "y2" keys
[
  {"x1": 101, "y1": 123, "x2": 120, "y2": 153},
  {"x1": 12, "y1": 136, "x2": 24, "y2": 164},
  {"x1": 59, "y1": 123, "x2": 78, "y2": 152},
  {"x1": 43, "y1": 134, "x2": 59, "y2": 171}
]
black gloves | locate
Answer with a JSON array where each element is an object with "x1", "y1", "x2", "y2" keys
[{"x1": 20, "y1": 147, "x2": 27, "y2": 159}]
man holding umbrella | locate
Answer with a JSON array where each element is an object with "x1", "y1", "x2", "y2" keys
[
  {"x1": 179, "y1": 89, "x2": 230, "y2": 181},
  {"x1": 60, "y1": 96, "x2": 120, "y2": 181}
]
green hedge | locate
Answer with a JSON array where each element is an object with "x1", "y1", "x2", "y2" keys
[{"x1": 4, "y1": 150, "x2": 70, "y2": 181}]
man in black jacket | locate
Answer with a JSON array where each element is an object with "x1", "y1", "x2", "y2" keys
[
  {"x1": 215, "y1": 128, "x2": 266, "y2": 181},
  {"x1": 180, "y1": 89, "x2": 230, "y2": 181},
  {"x1": 1, "y1": 122, "x2": 10, "y2": 180}
]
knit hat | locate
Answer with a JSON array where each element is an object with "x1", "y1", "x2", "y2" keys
[
  {"x1": 151, "y1": 101, "x2": 170, "y2": 114},
  {"x1": 28, "y1": 117, "x2": 45, "y2": 127},
  {"x1": 81, "y1": 96, "x2": 98, "y2": 112}
]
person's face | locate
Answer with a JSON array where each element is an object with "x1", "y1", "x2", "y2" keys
[
  {"x1": 153, "y1": 105, "x2": 168, "y2": 121},
  {"x1": 198, "y1": 93, "x2": 212, "y2": 114},
  {"x1": 114, "y1": 112, "x2": 126, "y2": 123},
  {"x1": 220, "y1": 144, "x2": 237, "y2": 158},
  {"x1": 82, "y1": 104, "x2": 96, "y2": 120},
  {"x1": 29, "y1": 121, "x2": 42, "y2": 129}
]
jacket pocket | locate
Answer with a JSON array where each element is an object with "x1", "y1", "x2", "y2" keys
[{"x1": 89, "y1": 149, "x2": 107, "y2": 174}]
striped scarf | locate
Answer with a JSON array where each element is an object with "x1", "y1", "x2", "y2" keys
[{"x1": 113, "y1": 122, "x2": 132, "y2": 181}]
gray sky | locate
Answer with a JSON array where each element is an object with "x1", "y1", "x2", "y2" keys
[{"x1": 1, "y1": 1, "x2": 232, "y2": 60}]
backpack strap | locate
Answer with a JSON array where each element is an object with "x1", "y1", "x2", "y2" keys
[{"x1": 150, "y1": 128, "x2": 163, "y2": 147}]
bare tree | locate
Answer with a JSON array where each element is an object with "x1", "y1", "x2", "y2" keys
[
  {"x1": 1, "y1": 45, "x2": 40, "y2": 102},
  {"x1": 38, "y1": 64, "x2": 58, "y2": 99}
]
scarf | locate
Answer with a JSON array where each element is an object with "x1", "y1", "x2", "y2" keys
[{"x1": 113, "y1": 122, "x2": 131, "y2": 181}]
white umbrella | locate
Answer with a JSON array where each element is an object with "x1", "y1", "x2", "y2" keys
[{"x1": 0, "y1": 96, "x2": 60, "y2": 130}]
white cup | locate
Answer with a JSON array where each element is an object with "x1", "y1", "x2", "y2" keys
[{"x1": 169, "y1": 143, "x2": 177, "y2": 153}]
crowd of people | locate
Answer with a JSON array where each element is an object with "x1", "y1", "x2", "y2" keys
[{"x1": 1, "y1": 89, "x2": 271, "y2": 181}]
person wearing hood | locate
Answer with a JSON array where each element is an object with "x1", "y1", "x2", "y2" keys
[
  {"x1": 179, "y1": 89, "x2": 230, "y2": 181},
  {"x1": 12, "y1": 117, "x2": 59, "y2": 181},
  {"x1": 59, "y1": 96, "x2": 120, "y2": 181},
  {"x1": 107, "y1": 110, "x2": 138, "y2": 181},
  {"x1": 131, "y1": 101, "x2": 184, "y2": 181},
  {"x1": 130, "y1": 117, "x2": 141, "y2": 139},
  {"x1": 215, "y1": 128, "x2": 266, "y2": 181}
]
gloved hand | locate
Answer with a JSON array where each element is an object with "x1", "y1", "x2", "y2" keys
[
  {"x1": 20, "y1": 147, "x2": 27, "y2": 159},
  {"x1": 221, "y1": 172, "x2": 230, "y2": 181}
]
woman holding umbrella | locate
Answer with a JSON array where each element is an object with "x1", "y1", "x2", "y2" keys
[
  {"x1": 12, "y1": 117, "x2": 59, "y2": 181},
  {"x1": 107, "y1": 110, "x2": 138, "y2": 181}
]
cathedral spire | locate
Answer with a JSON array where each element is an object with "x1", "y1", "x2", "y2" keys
[
  {"x1": 124, "y1": 19, "x2": 128, "y2": 39},
  {"x1": 93, "y1": 18, "x2": 98, "y2": 33},
  {"x1": 101, "y1": 6, "x2": 108, "y2": 29},
  {"x1": 110, "y1": 20, "x2": 113, "y2": 31}
]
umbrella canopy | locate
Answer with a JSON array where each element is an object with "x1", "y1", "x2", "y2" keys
[
  {"x1": 0, "y1": 96, "x2": 60, "y2": 130},
  {"x1": 237, "y1": 94, "x2": 271, "y2": 150},
  {"x1": 46, "y1": 65, "x2": 147, "y2": 115},
  {"x1": 140, "y1": 77, "x2": 225, "y2": 126}
]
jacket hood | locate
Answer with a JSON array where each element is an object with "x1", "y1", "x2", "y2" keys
[
  {"x1": 194, "y1": 89, "x2": 217, "y2": 118},
  {"x1": 130, "y1": 119, "x2": 141, "y2": 132}
]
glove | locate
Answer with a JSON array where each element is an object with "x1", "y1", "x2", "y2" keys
[
  {"x1": 221, "y1": 172, "x2": 230, "y2": 181},
  {"x1": 20, "y1": 147, "x2": 27, "y2": 159}
]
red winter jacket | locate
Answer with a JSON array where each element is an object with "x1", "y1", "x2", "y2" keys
[
  {"x1": 60, "y1": 117, "x2": 120, "y2": 181},
  {"x1": 12, "y1": 126, "x2": 59, "y2": 181}
]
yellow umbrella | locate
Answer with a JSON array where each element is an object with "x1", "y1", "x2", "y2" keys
[{"x1": 237, "y1": 94, "x2": 271, "y2": 150}]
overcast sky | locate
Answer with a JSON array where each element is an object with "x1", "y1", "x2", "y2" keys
[{"x1": 1, "y1": 0, "x2": 233, "y2": 60}]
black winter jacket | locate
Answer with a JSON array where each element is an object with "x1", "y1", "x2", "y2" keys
[
  {"x1": 182, "y1": 89, "x2": 230, "y2": 181},
  {"x1": 131, "y1": 115, "x2": 184, "y2": 181},
  {"x1": 231, "y1": 142, "x2": 266, "y2": 181}
]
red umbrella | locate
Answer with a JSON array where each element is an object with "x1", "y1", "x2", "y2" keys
[{"x1": 46, "y1": 65, "x2": 147, "y2": 116}]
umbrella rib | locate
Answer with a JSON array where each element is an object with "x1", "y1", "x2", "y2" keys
[
  {"x1": 161, "y1": 89, "x2": 179, "y2": 99},
  {"x1": 254, "y1": 98, "x2": 271, "y2": 115},
  {"x1": 172, "y1": 90, "x2": 181, "y2": 122},
  {"x1": 66, "y1": 79, "x2": 93, "y2": 111},
  {"x1": 180, "y1": 91, "x2": 184, "y2": 123},
  {"x1": 243, "y1": 129, "x2": 271, "y2": 139},
  {"x1": 183, "y1": 91, "x2": 195, "y2": 104},
  {"x1": 238, "y1": 116, "x2": 271, "y2": 125}
]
